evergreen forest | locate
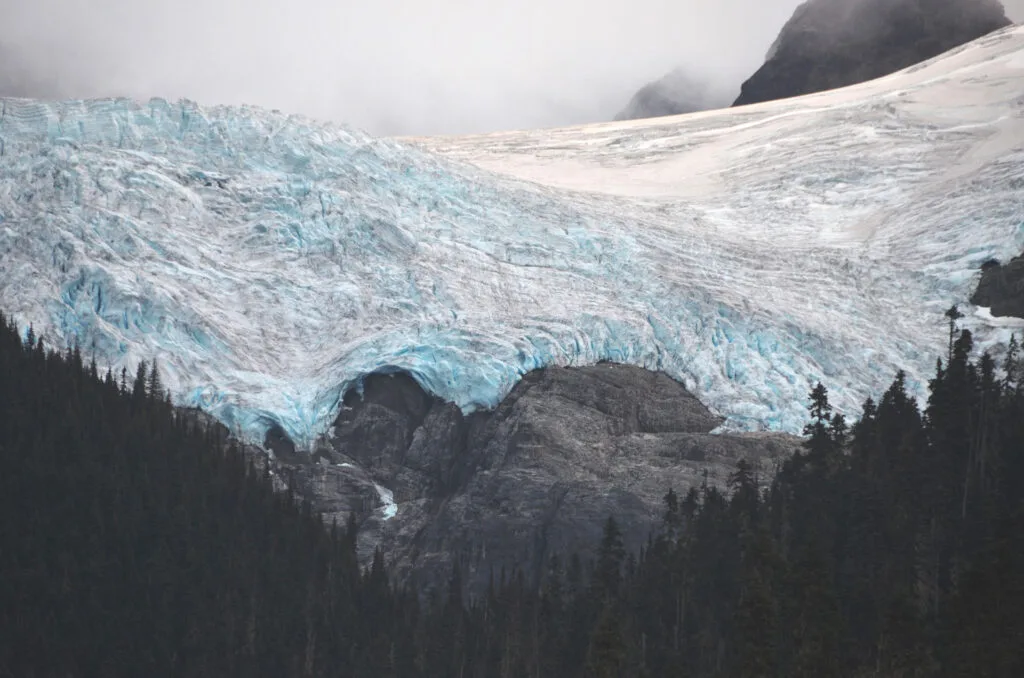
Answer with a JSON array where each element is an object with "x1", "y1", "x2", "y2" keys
[{"x1": 1, "y1": 309, "x2": 1021, "y2": 677}]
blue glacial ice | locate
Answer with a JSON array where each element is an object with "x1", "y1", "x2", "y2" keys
[{"x1": 2, "y1": 26, "x2": 1024, "y2": 449}]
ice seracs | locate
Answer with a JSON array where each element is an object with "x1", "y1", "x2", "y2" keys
[{"x1": 2, "y1": 27, "x2": 1024, "y2": 449}]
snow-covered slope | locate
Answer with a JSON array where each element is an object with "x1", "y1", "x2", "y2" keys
[{"x1": 2, "y1": 28, "x2": 1023, "y2": 449}]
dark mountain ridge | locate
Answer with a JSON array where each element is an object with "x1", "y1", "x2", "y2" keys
[
  {"x1": 733, "y1": 0, "x2": 1011, "y2": 106},
  {"x1": 616, "y1": 0, "x2": 1011, "y2": 121}
]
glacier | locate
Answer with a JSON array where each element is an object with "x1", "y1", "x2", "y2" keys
[{"x1": 1, "y1": 26, "x2": 1024, "y2": 450}]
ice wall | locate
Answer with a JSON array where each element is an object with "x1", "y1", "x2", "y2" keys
[{"x1": 2, "y1": 27, "x2": 1023, "y2": 449}]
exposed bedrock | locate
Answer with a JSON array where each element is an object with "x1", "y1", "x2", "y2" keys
[
  {"x1": 972, "y1": 254, "x2": 1024, "y2": 318},
  {"x1": 278, "y1": 364, "x2": 802, "y2": 595},
  {"x1": 733, "y1": 0, "x2": 1011, "y2": 107}
]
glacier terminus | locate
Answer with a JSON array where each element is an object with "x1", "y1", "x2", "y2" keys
[{"x1": 2, "y1": 27, "x2": 1024, "y2": 450}]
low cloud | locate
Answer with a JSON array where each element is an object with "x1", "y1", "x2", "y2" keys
[{"x1": 0, "y1": 0, "x2": 1020, "y2": 136}]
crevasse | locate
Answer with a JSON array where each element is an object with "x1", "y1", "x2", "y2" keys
[{"x1": 2, "y1": 27, "x2": 1024, "y2": 449}]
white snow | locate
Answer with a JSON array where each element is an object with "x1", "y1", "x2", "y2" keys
[
  {"x1": 373, "y1": 483, "x2": 398, "y2": 521},
  {"x1": 974, "y1": 306, "x2": 1024, "y2": 330},
  {"x1": 1, "y1": 27, "x2": 1023, "y2": 448}
]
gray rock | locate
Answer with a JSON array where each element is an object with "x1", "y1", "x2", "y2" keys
[
  {"x1": 971, "y1": 254, "x2": 1024, "y2": 318},
  {"x1": 264, "y1": 423, "x2": 300, "y2": 463},
  {"x1": 733, "y1": 0, "x2": 1010, "y2": 107},
  {"x1": 277, "y1": 364, "x2": 803, "y2": 596}
]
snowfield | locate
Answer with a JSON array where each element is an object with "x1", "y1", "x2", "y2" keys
[{"x1": 1, "y1": 27, "x2": 1023, "y2": 449}]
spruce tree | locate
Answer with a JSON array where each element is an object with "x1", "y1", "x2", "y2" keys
[
  {"x1": 148, "y1": 358, "x2": 164, "y2": 401},
  {"x1": 945, "y1": 304, "x2": 964, "y2": 363}
]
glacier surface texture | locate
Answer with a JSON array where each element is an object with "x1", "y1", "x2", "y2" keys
[{"x1": 2, "y1": 27, "x2": 1024, "y2": 449}]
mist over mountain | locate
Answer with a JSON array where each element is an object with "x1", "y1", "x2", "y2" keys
[
  {"x1": 3, "y1": 0, "x2": 1023, "y2": 132},
  {"x1": 613, "y1": 69, "x2": 731, "y2": 121},
  {"x1": 616, "y1": 0, "x2": 1014, "y2": 122},
  {"x1": 0, "y1": 0, "x2": 806, "y2": 136}
]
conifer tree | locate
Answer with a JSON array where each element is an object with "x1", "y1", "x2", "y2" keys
[
  {"x1": 1005, "y1": 334, "x2": 1020, "y2": 392},
  {"x1": 594, "y1": 516, "x2": 626, "y2": 601},
  {"x1": 148, "y1": 358, "x2": 164, "y2": 401},
  {"x1": 945, "y1": 304, "x2": 964, "y2": 363},
  {"x1": 585, "y1": 604, "x2": 626, "y2": 678},
  {"x1": 132, "y1": 361, "x2": 147, "y2": 399},
  {"x1": 4, "y1": 305, "x2": 1023, "y2": 677}
]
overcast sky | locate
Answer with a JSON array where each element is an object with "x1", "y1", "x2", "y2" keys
[{"x1": 1, "y1": 0, "x2": 1021, "y2": 136}]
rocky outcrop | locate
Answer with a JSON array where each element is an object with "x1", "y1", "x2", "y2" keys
[
  {"x1": 972, "y1": 255, "x2": 1024, "y2": 318},
  {"x1": 278, "y1": 364, "x2": 802, "y2": 596},
  {"x1": 614, "y1": 69, "x2": 723, "y2": 121},
  {"x1": 733, "y1": 0, "x2": 1011, "y2": 107}
]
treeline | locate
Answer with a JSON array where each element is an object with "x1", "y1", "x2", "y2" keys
[{"x1": 2, "y1": 309, "x2": 1022, "y2": 677}]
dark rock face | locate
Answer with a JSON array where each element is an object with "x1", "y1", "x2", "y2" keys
[
  {"x1": 279, "y1": 364, "x2": 802, "y2": 596},
  {"x1": 334, "y1": 372, "x2": 435, "y2": 470},
  {"x1": 733, "y1": 0, "x2": 1011, "y2": 107},
  {"x1": 614, "y1": 70, "x2": 724, "y2": 121},
  {"x1": 972, "y1": 254, "x2": 1024, "y2": 318},
  {"x1": 264, "y1": 423, "x2": 299, "y2": 463}
]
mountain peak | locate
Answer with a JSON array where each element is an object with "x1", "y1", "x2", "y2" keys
[
  {"x1": 734, "y1": 0, "x2": 1011, "y2": 106},
  {"x1": 613, "y1": 69, "x2": 724, "y2": 122}
]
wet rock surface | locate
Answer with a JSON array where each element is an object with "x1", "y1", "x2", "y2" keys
[{"x1": 277, "y1": 364, "x2": 802, "y2": 595}]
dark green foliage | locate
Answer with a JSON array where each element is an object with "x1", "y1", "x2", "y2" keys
[
  {"x1": 945, "y1": 304, "x2": 965, "y2": 363},
  {"x1": 0, "y1": 312, "x2": 415, "y2": 678},
  {"x1": 2, "y1": 310, "x2": 1022, "y2": 677},
  {"x1": 403, "y1": 324, "x2": 1024, "y2": 677}
]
